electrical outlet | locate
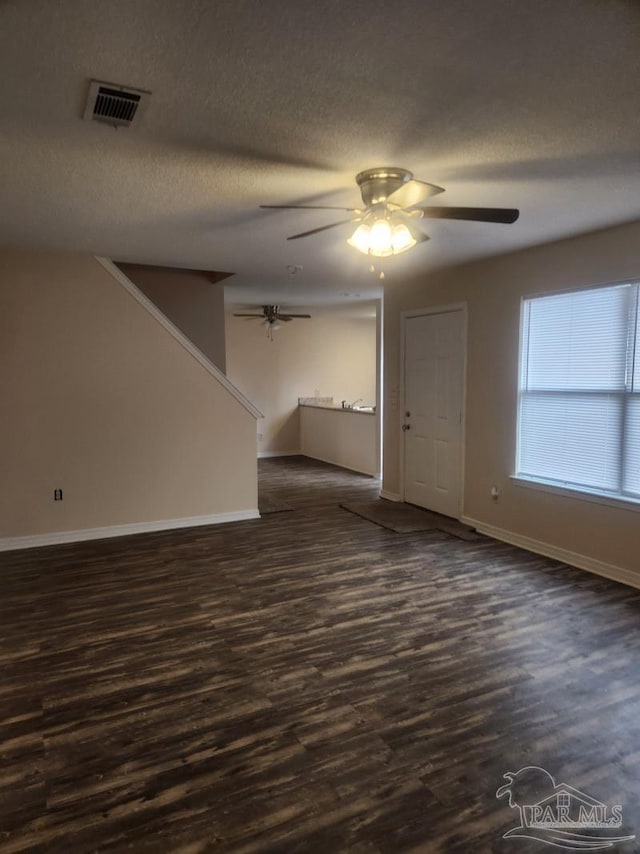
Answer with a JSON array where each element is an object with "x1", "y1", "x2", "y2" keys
[
  {"x1": 490, "y1": 485, "x2": 500, "y2": 501},
  {"x1": 54, "y1": 488, "x2": 63, "y2": 501}
]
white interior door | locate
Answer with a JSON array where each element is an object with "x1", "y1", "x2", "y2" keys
[{"x1": 403, "y1": 309, "x2": 465, "y2": 518}]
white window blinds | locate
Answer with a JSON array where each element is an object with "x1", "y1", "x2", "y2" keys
[{"x1": 517, "y1": 282, "x2": 640, "y2": 501}]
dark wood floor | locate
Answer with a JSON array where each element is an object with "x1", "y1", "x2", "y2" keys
[{"x1": 2, "y1": 456, "x2": 640, "y2": 853}]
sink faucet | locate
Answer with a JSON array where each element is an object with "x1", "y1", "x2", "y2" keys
[{"x1": 349, "y1": 398, "x2": 363, "y2": 409}]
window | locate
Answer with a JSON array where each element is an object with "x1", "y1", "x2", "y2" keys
[{"x1": 516, "y1": 282, "x2": 640, "y2": 503}]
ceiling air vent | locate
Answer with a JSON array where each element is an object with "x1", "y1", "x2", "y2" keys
[{"x1": 83, "y1": 80, "x2": 150, "y2": 128}]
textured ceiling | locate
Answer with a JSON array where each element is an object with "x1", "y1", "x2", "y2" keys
[{"x1": 1, "y1": 0, "x2": 639, "y2": 305}]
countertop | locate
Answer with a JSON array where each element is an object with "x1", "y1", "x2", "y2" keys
[{"x1": 299, "y1": 403, "x2": 375, "y2": 415}]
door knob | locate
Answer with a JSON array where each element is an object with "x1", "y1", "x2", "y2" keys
[
  {"x1": 405, "y1": 411, "x2": 411, "y2": 417},
  {"x1": 402, "y1": 424, "x2": 411, "y2": 432}
]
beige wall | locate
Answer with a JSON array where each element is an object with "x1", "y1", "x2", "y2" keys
[
  {"x1": 1, "y1": 250, "x2": 257, "y2": 542},
  {"x1": 226, "y1": 309, "x2": 377, "y2": 454},
  {"x1": 117, "y1": 264, "x2": 227, "y2": 373},
  {"x1": 384, "y1": 220, "x2": 640, "y2": 577},
  {"x1": 300, "y1": 407, "x2": 377, "y2": 476}
]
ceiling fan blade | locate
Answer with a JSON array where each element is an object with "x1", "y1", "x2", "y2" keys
[
  {"x1": 287, "y1": 218, "x2": 357, "y2": 240},
  {"x1": 386, "y1": 179, "x2": 445, "y2": 208},
  {"x1": 261, "y1": 205, "x2": 360, "y2": 211},
  {"x1": 233, "y1": 313, "x2": 263, "y2": 317},
  {"x1": 278, "y1": 314, "x2": 311, "y2": 320},
  {"x1": 418, "y1": 206, "x2": 520, "y2": 224},
  {"x1": 404, "y1": 219, "x2": 431, "y2": 244}
]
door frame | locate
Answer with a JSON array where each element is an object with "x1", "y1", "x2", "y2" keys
[{"x1": 399, "y1": 302, "x2": 468, "y2": 518}]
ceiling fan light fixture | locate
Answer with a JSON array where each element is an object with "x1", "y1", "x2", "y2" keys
[
  {"x1": 348, "y1": 216, "x2": 416, "y2": 257},
  {"x1": 369, "y1": 218, "x2": 393, "y2": 256},
  {"x1": 391, "y1": 222, "x2": 416, "y2": 254},
  {"x1": 347, "y1": 223, "x2": 371, "y2": 254},
  {"x1": 263, "y1": 167, "x2": 519, "y2": 255}
]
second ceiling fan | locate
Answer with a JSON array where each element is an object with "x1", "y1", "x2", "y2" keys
[
  {"x1": 261, "y1": 167, "x2": 519, "y2": 258},
  {"x1": 233, "y1": 304, "x2": 311, "y2": 338}
]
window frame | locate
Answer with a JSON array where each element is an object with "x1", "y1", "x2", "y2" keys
[{"x1": 513, "y1": 279, "x2": 640, "y2": 512}]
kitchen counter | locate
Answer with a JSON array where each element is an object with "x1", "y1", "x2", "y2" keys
[
  {"x1": 299, "y1": 400, "x2": 378, "y2": 476},
  {"x1": 299, "y1": 403, "x2": 375, "y2": 415}
]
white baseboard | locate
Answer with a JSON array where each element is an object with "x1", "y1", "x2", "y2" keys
[
  {"x1": 461, "y1": 516, "x2": 640, "y2": 591},
  {"x1": 380, "y1": 489, "x2": 402, "y2": 502},
  {"x1": 0, "y1": 509, "x2": 260, "y2": 553},
  {"x1": 301, "y1": 452, "x2": 377, "y2": 478},
  {"x1": 258, "y1": 450, "x2": 302, "y2": 458}
]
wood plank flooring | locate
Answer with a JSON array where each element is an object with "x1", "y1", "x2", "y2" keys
[{"x1": 1, "y1": 456, "x2": 640, "y2": 853}]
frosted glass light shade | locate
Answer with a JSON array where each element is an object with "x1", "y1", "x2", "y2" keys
[
  {"x1": 348, "y1": 217, "x2": 417, "y2": 257},
  {"x1": 369, "y1": 219, "x2": 393, "y2": 256},
  {"x1": 347, "y1": 223, "x2": 371, "y2": 253},
  {"x1": 391, "y1": 222, "x2": 416, "y2": 254}
]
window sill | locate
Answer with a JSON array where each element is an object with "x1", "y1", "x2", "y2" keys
[{"x1": 510, "y1": 475, "x2": 640, "y2": 514}]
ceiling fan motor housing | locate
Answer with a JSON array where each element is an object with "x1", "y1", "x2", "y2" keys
[
  {"x1": 355, "y1": 167, "x2": 413, "y2": 207},
  {"x1": 263, "y1": 305, "x2": 279, "y2": 322}
]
